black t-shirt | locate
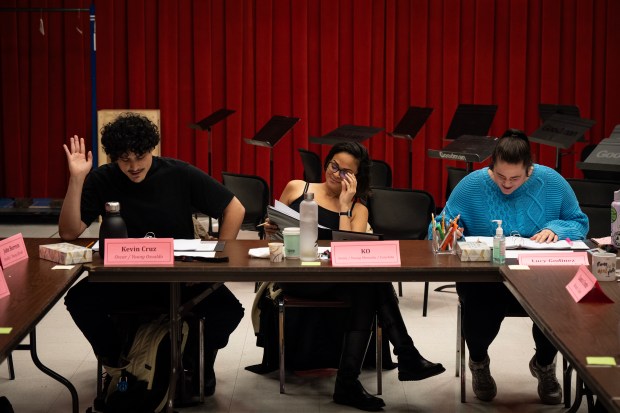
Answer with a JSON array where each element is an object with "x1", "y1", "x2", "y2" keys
[{"x1": 81, "y1": 157, "x2": 234, "y2": 239}]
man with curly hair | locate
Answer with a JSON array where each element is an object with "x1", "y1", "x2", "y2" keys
[{"x1": 59, "y1": 113, "x2": 246, "y2": 402}]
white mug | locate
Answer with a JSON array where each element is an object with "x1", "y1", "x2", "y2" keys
[{"x1": 591, "y1": 252, "x2": 617, "y2": 281}]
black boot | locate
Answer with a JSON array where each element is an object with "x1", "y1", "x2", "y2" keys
[
  {"x1": 204, "y1": 348, "x2": 218, "y2": 397},
  {"x1": 333, "y1": 330, "x2": 386, "y2": 412},
  {"x1": 377, "y1": 287, "x2": 445, "y2": 381}
]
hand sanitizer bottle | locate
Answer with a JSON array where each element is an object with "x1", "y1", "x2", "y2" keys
[{"x1": 492, "y1": 220, "x2": 505, "y2": 264}]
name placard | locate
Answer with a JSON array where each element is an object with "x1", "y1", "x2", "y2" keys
[
  {"x1": 518, "y1": 252, "x2": 588, "y2": 266},
  {"x1": 0, "y1": 233, "x2": 28, "y2": 268},
  {"x1": 331, "y1": 241, "x2": 401, "y2": 267},
  {"x1": 104, "y1": 238, "x2": 174, "y2": 266},
  {"x1": 0, "y1": 266, "x2": 9, "y2": 300},
  {"x1": 566, "y1": 265, "x2": 613, "y2": 303}
]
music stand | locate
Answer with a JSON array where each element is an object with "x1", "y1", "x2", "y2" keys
[
  {"x1": 427, "y1": 135, "x2": 499, "y2": 172},
  {"x1": 529, "y1": 113, "x2": 595, "y2": 171},
  {"x1": 538, "y1": 104, "x2": 580, "y2": 122},
  {"x1": 388, "y1": 106, "x2": 433, "y2": 188},
  {"x1": 576, "y1": 125, "x2": 620, "y2": 176},
  {"x1": 188, "y1": 108, "x2": 236, "y2": 176},
  {"x1": 243, "y1": 115, "x2": 301, "y2": 202},
  {"x1": 445, "y1": 104, "x2": 497, "y2": 140},
  {"x1": 189, "y1": 108, "x2": 236, "y2": 235},
  {"x1": 309, "y1": 124, "x2": 384, "y2": 146}
]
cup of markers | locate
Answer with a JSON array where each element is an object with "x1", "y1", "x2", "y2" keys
[{"x1": 431, "y1": 213, "x2": 459, "y2": 255}]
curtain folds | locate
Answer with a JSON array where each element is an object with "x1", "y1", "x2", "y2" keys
[{"x1": 1, "y1": 0, "x2": 618, "y2": 205}]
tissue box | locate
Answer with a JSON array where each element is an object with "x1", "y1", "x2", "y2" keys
[
  {"x1": 39, "y1": 242, "x2": 92, "y2": 264},
  {"x1": 456, "y1": 241, "x2": 491, "y2": 262}
]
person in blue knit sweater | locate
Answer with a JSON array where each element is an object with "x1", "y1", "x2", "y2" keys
[{"x1": 430, "y1": 128, "x2": 588, "y2": 405}]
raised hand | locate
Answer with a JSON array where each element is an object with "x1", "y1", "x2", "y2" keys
[{"x1": 63, "y1": 135, "x2": 93, "y2": 179}]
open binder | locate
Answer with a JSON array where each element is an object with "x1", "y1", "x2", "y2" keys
[{"x1": 267, "y1": 201, "x2": 331, "y2": 241}]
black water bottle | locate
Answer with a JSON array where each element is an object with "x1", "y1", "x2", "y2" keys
[{"x1": 99, "y1": 201, "x2": 128, "y2": 259}]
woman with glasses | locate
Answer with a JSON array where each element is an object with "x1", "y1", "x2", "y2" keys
[
  {"x1": 255, "y1": 141, "x2": 444, "y2": 411},
  {"x1": 431, "y1": 129, "x2": 588, "y2": 405}
]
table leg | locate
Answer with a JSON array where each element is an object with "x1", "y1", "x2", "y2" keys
[
  {"x1": 28, "y1": 328, "x2": 79, "y2": 413},
  {"x1": 165, "y1": 282, "x2": 182, "y2": 413}
]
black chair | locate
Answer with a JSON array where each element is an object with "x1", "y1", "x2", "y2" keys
[
  {"x1": 369, "y1": 159, "x2": 392, "y2": 188},
  {"x1": 567, "y1": 178, "x2": 620, "y2": 238},
  {"x1": 221, "y1": 172, "x2": 270, "y2": 239},
  {"x1": 445, "y1": 167, "x2": 468, "y2": 201},
  {"x1": 298, "y1": 148, "x2": 322, "y2": 183},
  {"x1": 277, "y1": 294, "x2": 383, "y2": 395},
  {"x1": 367, "y1": 187, "x2": 435, "y2": 310}
]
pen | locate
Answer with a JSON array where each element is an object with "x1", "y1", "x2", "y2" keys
[
  {"x1": 565, "y1": 237, "x2": 573, "y2": 246},
  {"x1": 256, "y1": 222, "x2": 268, "y2": 227},
  {"x1": 85, "y1": 241, "x2": 95, "y2": 249}
]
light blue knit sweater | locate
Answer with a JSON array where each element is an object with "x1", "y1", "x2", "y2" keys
[{"x1": 429, "y1": 164, "x2": 589, "y2": 240}]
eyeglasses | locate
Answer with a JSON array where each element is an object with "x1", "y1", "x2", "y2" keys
[{"x1": 328, "y1": 160, "x2": 355, "y2": 179}]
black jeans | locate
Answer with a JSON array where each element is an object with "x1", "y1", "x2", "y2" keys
[
  {"x1": 65, "y1": 278, "x2": 244, "y2": 363},
  {"x1": 456, "y1": 282, "x2": 557, "y2": 366}
]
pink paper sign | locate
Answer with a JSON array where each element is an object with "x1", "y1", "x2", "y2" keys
[
  {"x1": 0, "y1": 266, "x2": 9, "y2": 300},
  {"x1": 0, "y1": 233, "x2": 29, "y2": 268},
  {"x1": 104, "y1": 238, "x2": 174, "y2": 266},
  {"x1": 518, "y1": 252, "x2": 588, "y2": 266},
  {"x1": 565, "y1": 265, "x2": 613, "y2": 303},
  {"x1": 331, "y1": 240, "x2": 401, "y2": 267}
]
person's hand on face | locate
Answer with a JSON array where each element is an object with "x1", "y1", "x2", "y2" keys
[
  {"x1": 530, "y1": 229, "x2": 558, "y2": 243},
  {"x1": 339, "y1": 171, "x2": 357, "y2": 209}
]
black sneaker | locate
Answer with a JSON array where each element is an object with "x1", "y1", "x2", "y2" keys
[{"x1": 529, "y1": 355, "x2": 562, "y2": 405}]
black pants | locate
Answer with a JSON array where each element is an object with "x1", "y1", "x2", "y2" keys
[
  {"x1": 65, "y1": 278, "x2": 244, "y2": 362},
  {"x1": 456, "y1": 282, "x2": 557, "y2": 365}
]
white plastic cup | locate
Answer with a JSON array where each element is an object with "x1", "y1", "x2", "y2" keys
[{"x1": 282, "y1": 227, "x2": 300, "y2": 259}]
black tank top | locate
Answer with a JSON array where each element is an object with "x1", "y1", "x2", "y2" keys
[{"x1": 289, "y1": 182, "x2": 357, "y2": 230}]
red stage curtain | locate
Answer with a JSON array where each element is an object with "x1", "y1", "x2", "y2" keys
[{"x1": 1, "y1": 0, "x2": 618, "y2": 206}]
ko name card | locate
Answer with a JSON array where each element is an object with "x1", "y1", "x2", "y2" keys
[
  {"x1": 331, "y1": 240, "x2": 401, "y2": 267},
  {"x1": 104, "y1": 238, "x2": 174, "y2": 266}
]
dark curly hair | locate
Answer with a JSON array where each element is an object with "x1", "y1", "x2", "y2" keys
[
  {"x1": 100, "y1": 113, "x2": 160, "y2": 161},
  {"x1": 323, "y1": 141, "x2": 371, "y2": 198},
  {"x1": 489, "y1": 128, "x2": 533, "y2": 174}
]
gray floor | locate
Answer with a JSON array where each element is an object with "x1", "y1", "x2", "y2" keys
[{"x1": 0, "y1": 221, "x2": 586, "y2": 412}]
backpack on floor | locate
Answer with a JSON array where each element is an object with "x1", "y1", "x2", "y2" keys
[{"x1": 104, "y1": 317, "x2": 189, "y2": 413}]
